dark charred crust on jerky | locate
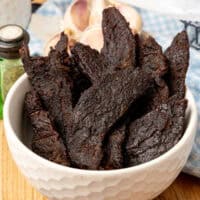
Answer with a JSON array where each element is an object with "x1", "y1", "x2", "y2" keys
[
  {"x1": 101, "y1": 7, "x2": 136, "y2": 69},
  {"x1": 128, "y1": 79, "x2": 169, "y2": 124},
  {"x1": 142, "y1": 80, "x2": 169, "y2": 112},
  {"x1": 68, "y1": 65, "x2": 92, "y2": 106},
  {"x1": 126, "y1": 110, "x2": 168, "y2": 166},
  {"x1": 21, "y1": 34, "x2": 73, "y2": 143},
  {"x1": 165, "y1": 31, "x2": 189, "y2": 98},
  {"x1": 51, "y1": 32, "x2": 70, "y2": 66},
  {"x1": 22, "y1": 8, "x2": 189, "y2": 170},
  {"x1": 62, "y1": 53, "x2": 92, "y2": 106},
  {"x1": 138, "y1": 33, "x2": 168, "y2": 77},
  {"x1": 24, "y1": 91, "x2": 70, "y2": 166},
  {"x1": 20, "y1": 45, "x2": 48, "y2": 79},
  {"x1": 66, "y1": 68, "x2": 154, "y2": 169},
  {"x1": 24, "y1": 90, "x2": 43, "y2": 115},
  {"x1": 55, "y1": 32, "x2": 68, "y2": 54},
  {"x1": 126, "y1": 34, "x2": 169, "y2": 122},
  {"x1": 103, "y1": 126, "x2": 126, "y2": 169},
  {"x1": 126, "y1": 97, "x2": 187, "y2": 166},
  {"x1": 71, "y1": 43, "x2": 107, "y2": 83},
  {"x1": 32, "y1": 135, "x2": 69, "y2": 166}
]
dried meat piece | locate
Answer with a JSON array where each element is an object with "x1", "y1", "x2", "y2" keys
[
  {"x1": 68, "y1": 64, "x2": 92, "y2": 106},
  {"x1": 142, "y1": 79, "x2": 169, "y2": 112},
  {"x1": 71, "y1": 7, "x2": 137, "y2": 83},
  {"x1": 60, "y1": 53, "x2": 92, "y2": 106},
  {"x1": 101, "y1": 7, "x2": 137, "y2": 69},
  {"x1": 71, "y1": 43, "x2": 107, "y2": 83},
  {"x1": 25, "y1": 90, "x2": 43, "y2": 115},
  {"x1": 55, "y1": 32, "x2": 68, "y2": 55},
  {"x1": 138, "y1": 33, "x2": 168, "y2": 77},
  {"x1": 126, "y1": 97, "x2": 187, "y2": 166},
  {"x1": 135, "y1": 33, "x2": 169, "y2": 112},
  {"x1": 21, "y1": 33, "x2": 73, "y2": 143},
  {"x1": 24, "y1": 91, "x2": 70, "y2": 166},
  {"x1": 103, "y1": 126, "x2": 126, "y2": 169},
  {"x1": 165, "y1": 31, "x2": 189, "y2": 98},
  {"x1": 127, "y1": 79, "x2": 169, "y2": 125},
  {"x1": 67, "y1": 67, "x2": 155, "y2": 169},
  {"x1": 126, "y1": 34, "x2": 169, "y2": 121},
  {"x1": 103, "y1": 33, "x2": 169, "y2": 169},
  {"x1": 137, "y1": 33, "x2": 169, "y2": 109},
  {"x1": 32, "y1": 135, "x2": 69, "y2": 166}
]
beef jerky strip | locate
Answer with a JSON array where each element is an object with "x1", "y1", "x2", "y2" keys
[
  {"x1": 24, "y1": 91, "x2": 70, "y2": 166},
  {"x1": 71, "y1": 7, "x2": 137, "y2": 83},
  {"x1": 99, "y1": 26, "x2": 169, "y2": 170},
  {"x1": 104, "y1": 84, "x2": 168, "y2": 169},
  {"x1": 139, "y1": 33, "x2": 168, "y2": 77},
  {"x1": 126, "y1": 96, "x2": 187, "y2": 167},
  {"x1": 103, "y1": 126, "x2": 126, "y2": 169},
  {"x1": 165, "y1": 31, "x2": 189, "y2": 98},
  {"x1": 136, "y1": 33, "x2": 169, "y2": 112},
  {"x1": 60, "y1": 45, "x2": 92, "y2": 106},
  {"x1": 67, "y1": 67, "x2": 155, "y2": 169},
  {"x1": 71, "y1": 7, "x2": 138, "y2": 169},
  {"x1": 143, "y1": 81, "x2": 169, "y2": 111},
  {"x1": 21, "y1": 33, "x2": 73, "y2": 143},
  {"x1": 128, "y1": 34, "x2": 169, "y2": 125},
  {"x1": 68, "y1": 64, "x2": 91, "y2": 106},
  {"x1": 128, "y1": 82, "x2": 169, "y2": 124},
  {"x1": 71, "y1": 43, "x2": 107, "y2": 83},
  {"x1": 101, "y1": 7, "x2": 137, "y2": 69}
]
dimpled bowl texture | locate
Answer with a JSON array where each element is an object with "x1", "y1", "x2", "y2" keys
[{"x1": 4, "y1": 74, "x2": 198, "y2": 200}]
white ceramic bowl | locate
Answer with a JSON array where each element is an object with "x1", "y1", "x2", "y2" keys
[{"x1": 4, "y1": 74, "x2": 198, "y2": 200}]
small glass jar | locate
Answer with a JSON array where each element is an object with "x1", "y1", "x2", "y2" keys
[{"x1": 0, "y1": 24, "x2": 29, "y2": 118}]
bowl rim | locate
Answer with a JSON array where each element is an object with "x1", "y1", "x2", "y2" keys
[{"x1": 3, "y1": 73, "x2": 198, "y2": 176}]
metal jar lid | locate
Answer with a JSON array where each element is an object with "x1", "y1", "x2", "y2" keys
[{"x1": 0, "y1": 24, "x2": 29, "y2": 59}]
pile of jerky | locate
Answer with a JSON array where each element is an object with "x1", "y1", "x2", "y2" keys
[{"x1": 21, "y1": 7, "x2": 189, "y2": 170}]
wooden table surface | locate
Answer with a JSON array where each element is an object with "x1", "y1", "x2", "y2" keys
[{"x1": 1, "y1": 120, "x2": 200, "y2": 200}]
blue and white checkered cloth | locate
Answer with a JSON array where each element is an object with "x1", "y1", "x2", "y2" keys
[{"x1": 28, "y1": 0, "x2": 200, "y2": 177}]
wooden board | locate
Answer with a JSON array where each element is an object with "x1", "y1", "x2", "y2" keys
[
  {"x1": 32, "y1": 0, "x2": 47, "y2": 4},
  {"x1": 1, "y1": 120, "x2": 200, "y2": 200}
]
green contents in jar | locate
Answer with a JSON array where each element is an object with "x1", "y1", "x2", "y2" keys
[
  {"x1": 0, "y1": 24, "x2": 29, "y2": 119},
  {"x1": 1, "y1": 59, "x2": 24, "y2": 101},
  {"x1": 0, "y1": 58, "x2": 24, "y2": 118}
]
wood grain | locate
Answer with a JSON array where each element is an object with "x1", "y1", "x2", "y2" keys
[
  {"x1": 1, "y1": 120, "x2": 200, "y2": 200},
  {"x1": 32, "y1": 0, "x2": 47, "y2": 4}
]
